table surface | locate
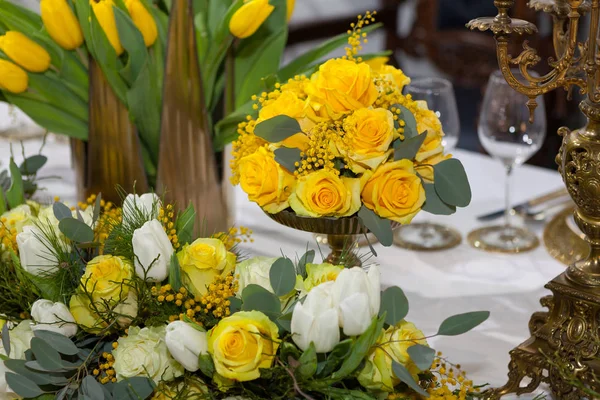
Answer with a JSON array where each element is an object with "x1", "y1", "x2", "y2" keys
[{"x1": 0, "y1": 137, "x2": 565, "y2": 398}]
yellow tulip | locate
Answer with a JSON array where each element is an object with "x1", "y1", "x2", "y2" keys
[
  {"x1": 0, "y1": 32, "x2": 51, "y2": 73},
  {"x1": 286, "y1": 0, "x2": 295, "y2": 21},
  {"x1": 125, "y1": 0, "x2": 158, "y2": 47},
  {"x1": 229, "y1": 0, "x2": 274, "y2": 39},
  {"x1": 91, "y1": 0, "x2": 124, "y2": 56},
  {"x1": 40, "y1": 0, "x2": 84, "y2": 50},
  {"x1": 0, "y1": 59, "x2": 28, "y2": 94}
]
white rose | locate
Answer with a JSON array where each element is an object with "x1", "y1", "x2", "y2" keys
[
  {"x1": 112, "y1": 325, "x2": 184, "y2": 384},
  {"x1": 332, "y1": 264, "x2": 380, "y2": 336},
  {"x1": 291, "y1": 281, "x2": 340, "y2": 353},
  {"x1": 132, "y1": 220, "x2": 173, "y2": 282},
  {"x1": 123, "y1": 193, "x2": 161, "y2": 223},
  {"x1": 0, "y1": 204, "x2": 32, "y2": 234},
  {"x1": 165, "y1": 321, "x2": 208, "y2": 372},
  {"x1": 31, "y1": 299, "x2": 77, "y2": 337},
  {"x1": 234, "y1": 257, "x2": 278, "y2": 296},
  {"x1": 16, "y1": 225, "x2": 60, "y2": 276}
]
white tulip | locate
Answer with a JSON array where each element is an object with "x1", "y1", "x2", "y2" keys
[
  {"x1": 165, "y1": 321, "x2": 208, "y2": 372},
  {"x1": 132, "y1": 220, "x2": 173, "y2": 282},
  {"x1": 332, "y1": 264, "x2": 381, "y2": 336},
  {"x1": 291, "y1": 281, "x2": 340, "y2": 353},
  {"x1": 16, "y1": 225, "x2": 60, "y2": 276},
  {"x1": 123, "y1": 193, "x2": 161, "y2": 223},
  {"x1": 234, "y1": 257, "x2": 278, "y2": 296},
  {"x1": 31, "y1": 299, "x2": 77, "y2": 337}
]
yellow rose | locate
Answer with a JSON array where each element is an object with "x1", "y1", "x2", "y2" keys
[
  {"x1": 302, "y1": 263, "x2": 344, "y2": 292},
  {"x1": 306, "y1": 59, "x2": 378, "y2": 120},
  {"x1": 207, "y1": 311, "x2": 279, "y2": 382},
  {"x1": 238, "y1": 146, "x2": 296, "y2": 213},
  {"x1": 414, "y1": 100, "x2": 443, "y2": 138},
  {"x1": 258, "y1": 91, "x2": 314, "y2": 136},
  {"x1": 81, "y1": 255, "x2": 134, "y2": 303},
  {"x1": 289, "y1": 169, "x2": 361, "y2": 218},
  {"x1": 342, "y1": 108, "x2": 396, "y2": 172},
  {"x1": 415, "y1": 130, "x2": 444, "y2": 163},
  {"x1": 361, "y1": 160, "x2": 425, "y2": 224},
  {"x1": 414, "y1": 152, "x2": 451, "y2": 183},
  {"x1": 178, "y1": 238, "x2": 236, "y2": 296},
  {"x1": 69, "y1": 293, "x2": 108, "y2": 334},
  {"x1": 358, "y1": 321, "x2": 428, "y2": 391},
  {"x1": 380, "y1": 65, "x2": 411, "y2": 91},
  {"x1": 70, "y1": 287, "x2": 137, "y2": 333},
  {"x1": 365, "y1": 56, "x2": 389, "y2": 72}
]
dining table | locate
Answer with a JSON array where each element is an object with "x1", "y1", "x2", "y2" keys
[{"x1": 0, "y1": 134, "x2": 566, "y2": 399}]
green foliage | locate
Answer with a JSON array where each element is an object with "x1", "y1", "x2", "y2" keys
[
  {"x1": 6, "y1": 159, "x2": 24, "y2": 209},
  {"x1": 380, "y1": 286, "x2": 409, "y2": 326},
  {"x1": 59, "y1": 218, "x2": 95, "y2": 243},
  {"x1": 254, "y1": 115, "x2": 302, "y2": 143},
  {"x1": 358, "y1": 206, "x2": 393, "y2": 247},
  {"x1": 392, "y1": 361, "x2": 429, "y2": 397},
  {"x1": 274, "y1": 147, "x2": 301, "y2": 174},
  {"x1": 19, "y1": 155, "x2": 47, "y2": 176},
  {"x1": 53, "y1": 202, "x2": 72, "y2": 221},
  {"x1": 198, "y1": 354, "x2": 215, "y2": 378},
  {"x1": 5, "y1": 373, "x2": 44, "y2": 398},
  {"x1": 433, "y1": 159, "x2": 472, "y2": 208},
  {"x1": 437, "y1": 311, "x2": 490, "y2": 336},
  {"x1": 407, "y1": 344, "x2": 436, "y2": 371},
  {"x1": 393, "y1": 131, "x2": 427, "y2": 161},
  {"x1": 241, "y1": 284, "x2": 281, "y2": 320},
  {"x1": 297, "y1": 249, "x2": 314, "y2": 279},
  {"x1": 33, "y1": 331, "x2": 79, "y2": 356},
  {"x1": 175, "y1": 203, "x2": 196, "y2": 246},
  {"x1": 421, "y1": 182, "x2": 456, "y2": 215},
  {"x1": 269, "y1": 257, "x2": 296, "y2": 296},
  {"x1": 396, "y1": 105, "x2": 418, "y2": 139},
  {"x1": 1, "y1": 324, "x2": 9, "y2": 356},
  {"x1": 0, "y1": 252, "x2": 40, "y2": 320},
  {"x1": 168, "y1": 253, "x2": 183, "y2": 291},
  {"x1": 112, "y1": 377, "x2": 155, "y2": 400}
]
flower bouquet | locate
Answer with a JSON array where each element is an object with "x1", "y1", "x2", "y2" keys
[
  {"x1": 230, "y1": 20, "x2": 471, "y2": 258},
  {"x1": 0, "y1": 190, "x2": 488, "y2": 399}
]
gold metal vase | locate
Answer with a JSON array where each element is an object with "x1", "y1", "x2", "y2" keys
[
  {"x1": 155, "y1": 0, "x2": 228, "y2": 236},
  {"x1": 71, "y1": 58, "x2": 149, "y2": 204}
]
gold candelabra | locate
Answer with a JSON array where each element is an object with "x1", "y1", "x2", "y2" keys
[{"x1": 468, "y1": 1, "x2": 600, "y2": 398}]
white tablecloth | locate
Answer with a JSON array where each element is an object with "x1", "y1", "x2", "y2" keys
[{"x1": 0, "y1": 137, "x2": 565, "y2": 398}]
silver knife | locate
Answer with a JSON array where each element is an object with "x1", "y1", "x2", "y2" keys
[{"x1": 477, "y1": 188, "x2": 569, "y2": 222}]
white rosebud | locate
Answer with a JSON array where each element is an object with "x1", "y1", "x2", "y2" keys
[
  {"x1": 291, "y1": 281, "x2": 340, "y2": 353},
  {"x1": 31, "y1": 299, "x2": 77, "y2": 337},
  {"x1": 132, "y1": 220, "x2": 173, "y2": 282},
  {"x1": 332, "y1": 264, "x2": 381, "y2": 336},
  {"x1": 165, "y1": 321, "x2": 208, "y2": 372},
  {"x1": 234, "y1": 257, "x2": 278, "y2": 296},
  {"x1": 16, "y1": 225, "x2": 60, "y2": 276},
  {"x1": 123, "y1": 193, "x2": 161, "y2": 223}
]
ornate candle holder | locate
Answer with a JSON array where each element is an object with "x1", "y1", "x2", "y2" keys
[{"x1": 468, "y1": 1, "x2": 600, "y2": 398}]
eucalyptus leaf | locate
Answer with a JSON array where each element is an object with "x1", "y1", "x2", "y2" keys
[
  {"x1": 358, "y1": 206, "x2": 392, "y2": 247},
  {"x1": 168, "y1": 253, "x2": 183, "y2": 291},
  {"x1": 228, "y1": 296, "x2": 242, "y2": 314},
  {"x1": 274, "y1": 147, "x2": 301, "y2": 174},
  {"x1": 175, "y1": 203, "x2": 196, "y2": 246},
  {"x1": 241, "y1": 284, "x2": 281, "y2": 319},
  {"x1": 437, "y1": 311, "x2": 490, "y2": 336},
  {"x1": 421, "y1": 182, "x2": 456, "y2": 216},
  {"x1": 4, "y1": 359, "x2": 61, "y2": 385},
  {"x1": 297, "y1": 343, "x2": 317, "y2": 379},
  {"x1": 254, "y1": 115, "x2": 302, "y2": 143},
  {"x1": 391, "y1": 361, "x2": 429, "y2": 397},
  {"x1": 407, "y1": 344, "x2": 436, "y2": 371},
  {"x1": 6, "y1": 159, "x2": 24, "y2": 209},
  {"x1": 198, "y1": 354, "x2": 215, "y2": 378},
  {"x1": 269, "y1": 258, "x2": 296, "y2": 297},
  {"x1": 276, "y1": 312, "x2": 292, "y2": 332},
  {"x1": 396, "y1": 105, "x2": 418, "y2": 139},
  {"x1": 393, "y1": 131, "x2": 427, "y2": 161},
  {"x1": 1, "y1": 323, "x2": 9, "y2": 357},
  {"x1": 112, "y1": 377, "x2": 154, "y2": 400},
  {"x1": 297, "y1": 249, "x2": 315, "y2": 279},
  {"x1": 433, "y1": 159, "x2": 472, "y2": 207},
  {"x1": 379, "y1": 286, "x2": 409, "y2": 326},
  {"x1": 80, "y1": 376, "x2": 105, "y2": 400},
  {"x1": 5, "y1": 373, "x2": 43, "y2": 398},
  {"x1": 30, "y1": 337, "x2": 64, "y2": 371},
  {"x1": 59, "y1": 218, "x2": 95, "y2": 243},
  {"x1": 19, "y1": 155, "x2": 47, "y2": 175}
]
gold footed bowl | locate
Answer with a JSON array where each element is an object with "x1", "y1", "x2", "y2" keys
[{"x1": 264, "y1": 210, "x2": 399, "y2": 267}]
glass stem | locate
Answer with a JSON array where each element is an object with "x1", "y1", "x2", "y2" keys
[{"x1": 505, "y1": 165, "x2": 513, "y2": 227}]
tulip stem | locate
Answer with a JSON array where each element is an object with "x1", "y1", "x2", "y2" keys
[
  {"x1": 76, "y1": 47, "x2": 89, "y2": 69},
  {"x1": 224, "y1": 44, "x2": 236, "y2": 116}
]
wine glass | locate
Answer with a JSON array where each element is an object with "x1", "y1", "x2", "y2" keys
[
  {"x1": 468, "y1": 69, "x2": 546, "y2": 253},
  {"x1": 393, "y1": 77, "x2": 463, "y2": 251}
]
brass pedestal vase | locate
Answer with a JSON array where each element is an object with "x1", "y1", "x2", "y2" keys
[
  {"x1": 467, "y1": 1, "x2": 600, "y2": 398},
  {"x1": 264, "y1": 210, "x2": 399, "y2": 267}
]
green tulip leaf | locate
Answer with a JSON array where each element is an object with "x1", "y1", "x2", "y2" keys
[
  {"x1": 407, "y1": 344, "x2": 436, "y2": 371},
  {"x1": 175, "y1": 203, "x2": 196, "y2": 246},
  {"x1": 379, "y1": 286, "x2": 409, "y2": 326},
  {"x1": 4, "y1": 373, "x2": 43, "y2": 399},
  {"x1": 59, "y1": 218, "x2": 95, "y2": 243},
  {"x1": 358, "y1": 206, "x2": 393, "y2": 247},
  {"x1": 254, "y1": 115, "x2": 302, "y2": 143},
  {"x1": 433, "y1": 159, "x2": 472, "y2": 207},
  {"x1": 393, "y1": 131, "x2": 427, "y2": 161},
  {"x1": 437, "y1": 311, "x2": 490, "y2": 336},
  {"x1": 6, "y1": 159, "x2": 24, "y2": 209},
  {"x1": 274, "y1": 147, "x2": 301, "y2": 174},
  {"x1": 0, "y1": 186, "x2": 6, "y2": 215},
  {"x1": 168, "y1": 253, "x2": 183, "y2": 292},
  {"x1": 297, "y1": 343, "x2": 318, "y2": 379},
  {"x1": 392, "y1": 361, "x2": 429, "y2": 397},
  {"x1": 198, "y1": 354, "x2": 215, "y2": 378},
  {"x1": 422, "y1": 182, "x2": 456, "y2": 216},
  {"x1": 269, "y1": 257, "x2": 296, "y2": 297},
  {"x1": 114, "y1": 7, "x2": 148, "y2": 85},
  {"x1": 317, "y1": 339, "x2": 352, "y2": 378}
]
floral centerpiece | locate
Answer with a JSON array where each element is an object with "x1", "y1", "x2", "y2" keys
[
  {"x1": 230, "y1": 17, "x2": 471, "y2": 248},
  {"x1": 0, "y1": 190, "x2": 488, "y2": 399}
]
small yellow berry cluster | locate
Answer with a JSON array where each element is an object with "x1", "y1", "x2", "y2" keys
[
  {"x1": 158, "y1": 205, "x2": 180, "y2": 250},
  {"x1": 344, "y1": 11, "x2": 376, "y2": 62},
  {"x1": 0, "y1": 218, "x2": 18, "y2": 254},
  {"x1": 213, "y1": 226, "x2": 254, "y2": 251},
  {"x1": 387, "y1": 392, "x2": 417, "y2": 400},
  {"x1": 199, "y1": 273, "x2": 238, "y2": 319},
  {"x1": 93, "y1": 347, "x2": 118, "y2": 384},
  {"x1": 152, "y1": 285, "x2": 203, "y2": 325},
  {"x1": 294, "y1": 121, "x2": 343, "y2": 177},
  {"x1": 78, "y1": 194, "x2": 123, "y2": 246},
  {"x1": 426, "y1": 352, "x2": 478, "y2": 400}
]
